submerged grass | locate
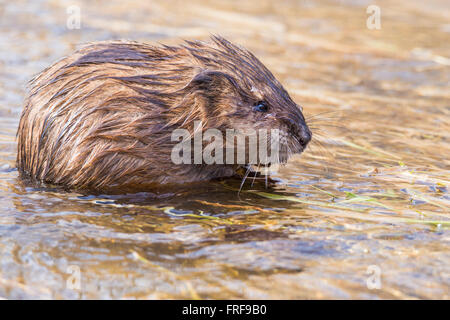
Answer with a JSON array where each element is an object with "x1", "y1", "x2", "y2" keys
[{"x1": 251, "y1": 190, "x2": 449, "y2": 227}]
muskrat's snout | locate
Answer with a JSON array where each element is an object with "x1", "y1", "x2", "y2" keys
[
  {"x1": 284, "y1": 114, "x2": 312, "y2": 150},
  {"x1": 298, "y1": 124, "x2": 312, "y2": 148}
]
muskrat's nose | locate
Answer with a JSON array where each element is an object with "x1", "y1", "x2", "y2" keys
[
  {"x1": 299, "y1": 126, "x2": 312, "y2": 147},
  {"x1": 285, "y1": 117, "x2": 312, "y2": 147}
]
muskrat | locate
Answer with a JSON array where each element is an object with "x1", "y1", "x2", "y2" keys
[{"x1": 17, "y1": 36, "x2": 311, "y2": 192}]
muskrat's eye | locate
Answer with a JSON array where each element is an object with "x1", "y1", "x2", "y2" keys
[{"x1": 253, "y1": 101, "x2": 268, "y2": 112}]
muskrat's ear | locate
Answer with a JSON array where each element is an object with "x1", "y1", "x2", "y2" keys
[
  {"x1": 188, "y1": 70, "x2": 236, "y2": 96},
  {"x1": 184, "y1": 71, "x2": 238, "y2": 119}
]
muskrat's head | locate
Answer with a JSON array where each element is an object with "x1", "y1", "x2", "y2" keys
[{"x1": 177, "y1": 36, "x2": 311, "y2": 167}]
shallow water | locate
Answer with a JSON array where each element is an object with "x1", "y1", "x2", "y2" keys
[{"x1": 0, "y1": 0, "x2": 449, "y2": 299}]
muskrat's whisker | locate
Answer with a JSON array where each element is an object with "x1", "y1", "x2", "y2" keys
[
  {"x1": 307, "y1": 144, "x2": 327, "y2": 167},
  {"x1": 308, "y1": 121, "x2": 349, "y2": 132},
  {"x1": 307, "y1": 141, "x2": 326, "y2": 159},
  {"x1": 307, "y1": 114, "x2": 343, "y2": 121},
  {"x1": 310, "y1": 139, "x2": 334, "y2": 160},
  {"x1": 238, "y1": 165, "x2": 252, "y2": 194},
  {"x1": 309, "y1": 132, "x2": 336, "y2": 158},
  {"x1": 306, "y1": 142, "x2": 332, "y2": 174},
  {"x1": 309, "y1": 127, "x2": 346, "y2": 142},
  {"x1": 311, "y1": 132, "x2": 333, "y2": 146},
  {"x1": 305, "y1": 116, "x2": 348, "y2": 126},
  {"x1": 250, "y1": 164, "x2": 261, "y2": 188},
  {"x1": 308, "y1": 114, "x2": 363, "y2": 126},
  {"x1": 308, "y1": 130, "x2": 333, "y2": 141},
  {"x1": 308, "y1": 119, "x2": 344, "y2": 128},
  {"x1": 308, "y1": 124, "x2": 348, "y2": 132},
  {"x1": 265, "y1": 170, "x2": 268, "y2": 189},
  {"x1": 307, "y1": 116, "x2": 343, "y2": 122},
  {"x1": 310, "y1": 131, "x2": 345, "y2": 148},
  {"x1": 305, "y1": 110, "x2": 341, "y2": 119}
]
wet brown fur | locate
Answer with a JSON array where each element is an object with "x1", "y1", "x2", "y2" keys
[{"x1": 17, "y1": 36, "x2": 311, "y2": 192}]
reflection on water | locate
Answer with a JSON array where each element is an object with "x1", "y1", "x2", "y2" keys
[{"x1": 0, "y1": 0, "x2": 449, "y2": 299}]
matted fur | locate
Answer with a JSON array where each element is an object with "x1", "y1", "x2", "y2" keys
[{"x1": 17, "y1": 36, "x2": 311, "y2": 191}]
